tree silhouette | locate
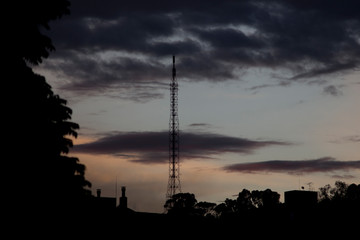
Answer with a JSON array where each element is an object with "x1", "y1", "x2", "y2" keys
[
  {"x1": 8, "y1": 0, "x2": 70, "y2": 65},
  {"x1": 251, "y1": 189, "x2": 280, "y2": 209},
  {"x1": 194, "y1": 201, "x2": 217, "y2": 217},
  {"x1": 319, "y1": 181, "x2": 360, "y2": 205},
  {"x1": 6, "y1": 0, "x2": 91, "y2": 217},
  {"x1": 164, "y1": 193, "x2": 197, "y2": 215},
  {"x1": 160, "y1": 183, "x2": 358, "y2": 237},
  {"x1": 346, "y1": 183, "x2": 360, "y2": 202},
  {"x1": 237, "y1": 189, "x2": 255, "y2": 212},
  {"x1": 317, "y1": 181, "x2": 360, "y2": 230}
]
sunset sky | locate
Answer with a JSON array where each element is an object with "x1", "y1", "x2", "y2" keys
[{"x1": 35, "y1": 0, "x2": 359, "y2": 213}]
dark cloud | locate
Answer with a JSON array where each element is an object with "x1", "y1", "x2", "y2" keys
[
  {"x1": 246, "y1": 80, "x2": 292, "y2": 93},
  {"x1": 223, "y1": 157, "x2": 360, "y2": 175},
  {"x1": 345, "y1": 135, "x2": 360, "y2": 142},
  {"x1": 331, "y1": 174, "x2": 356, "y2": 180},
  {"x1": 188, "y1": 123, "x2": 213, "y2": 128},
  {"x1": 43, "y1": 51, "x2": 169, "y2": 102},
  {"x1": 73, "y1": 131, "x2": 291, "y2": 164},
  {"x1": 322, "y1": 85, "x2": 343, "y2": 97},
  {"x1": 330, "y1": 135, "x2": 360, "y2": 144},
  {"x1": 39, "y1": 0, "x2": 360, "y2": 101}
]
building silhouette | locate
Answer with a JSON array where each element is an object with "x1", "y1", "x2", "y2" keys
[
  {"x1": 285, "y1": 190, "x2": 318, "y2": 209},
  {"x1": 94, "y1": 189, "x2": 117, "y2": 210}
]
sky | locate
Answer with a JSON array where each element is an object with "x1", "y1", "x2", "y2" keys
[{"x1": 35, "y1": 0, "x2": 360, "y2": 213}]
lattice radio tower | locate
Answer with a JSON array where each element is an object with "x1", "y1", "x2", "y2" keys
[{"x1": 166, "y1": 55, "x2": 181, "y2": 199}]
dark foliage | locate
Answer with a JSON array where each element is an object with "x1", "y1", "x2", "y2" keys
[
  {"x1": 318, "y1": 181, "x2": 360, "y2": 219},
  {"x1": 164, "y1": 192, "x2": 198, "y2": 215},
  {"x1": 162, "y1": 182, "x2": 359, "y2": 237},
  {"x1": 5, "y1": 0, "x2": 91, "y2": 220},
  {"x1": 6, "y1": 0, "x2": 70, "y2": 65}
]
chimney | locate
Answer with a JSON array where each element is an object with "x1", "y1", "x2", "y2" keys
[
  {"x1": 119, "y1": 186, "x2": 127, "y2": 209},
  {"x1": 96, "y1": 189, "x2": 101, "y2": 198}
]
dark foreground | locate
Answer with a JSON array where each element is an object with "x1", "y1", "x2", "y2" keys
[{"x1": 15, "y1": 204, "x2": 358, "y2": 239}]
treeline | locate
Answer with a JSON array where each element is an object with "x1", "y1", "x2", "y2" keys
[
  {"x1": 118, "y1": 181, "x2": 355, "y2": 238},
  {"x1": 164, "y1": 181, "x2": 360, "y2": 220},
  {"x1": 86, "y1": 181, "x2": 359, "y2": 238}
]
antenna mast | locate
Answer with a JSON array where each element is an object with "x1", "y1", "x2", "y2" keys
[{"x1": 166, "y1": 55, "x2": 181, "y2": 199}]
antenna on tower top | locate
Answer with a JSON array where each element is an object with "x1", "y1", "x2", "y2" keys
[{"x1": 166, "y1": 55, "x2": 181, "y2": 200}]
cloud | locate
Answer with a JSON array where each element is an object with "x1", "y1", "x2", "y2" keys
[
  {"x1": 330, "y1": 135, "x2": 360, "y2": 144},
  {"x1": 43, "y1": 52, "x2": 169, "y2": 102},
  {"x1": 223, "y1": 157, "x2": 360, "y2": 175},
  {"x1": 73, "y1": 131, "x2": 291, "y2": 164},
  {"x1": 331, "y1": 174, "x2": 356, "y2": 180},
  {"x1": 344, "y1": 135, "x2": 360, "y2": 143},
  {"x1": 38, "y1": 0, "x2": 360, "y2": 101},
  {"x1": 322, "y1": 85, "x2": 343, "y2": 97},
  {"x1": 188, "y1": 123, "x2": 212, "y2": 128},
  {"x1": 187, "y1": 123, "x2": 214, "y2": 131}
]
